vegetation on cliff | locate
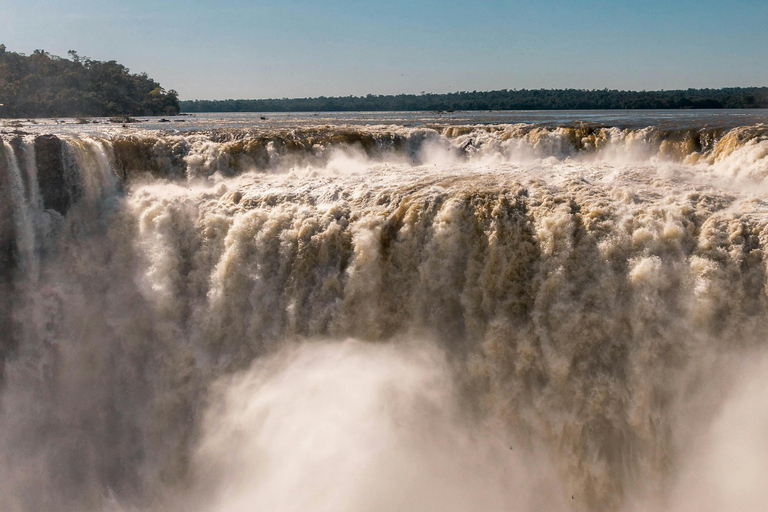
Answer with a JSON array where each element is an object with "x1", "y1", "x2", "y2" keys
[
  {"x1": 181, "y1": 87, "x2": 768, "y2": 113},
  {"x1": 0, "y1": 45, "x2": 180, "y2": 118}
]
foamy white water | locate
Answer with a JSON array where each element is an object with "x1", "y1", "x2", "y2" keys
[{"x1": 1, "y1": 112, "x2": 767, "y2": 512}]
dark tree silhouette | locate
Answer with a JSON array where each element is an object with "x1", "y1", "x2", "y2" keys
[
  {"x1": 0, "y1": 46, "x2": 180, "y2": 118},
  {"x1": 180, "y1": 87, "x2": 768, "y2": 113}
]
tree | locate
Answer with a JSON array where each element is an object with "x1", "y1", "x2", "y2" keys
[{"x1": 0, "y1": 46, "x2": 180, "y2": 117}]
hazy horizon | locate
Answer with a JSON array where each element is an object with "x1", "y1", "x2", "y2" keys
[
  {"x1": 175, "y1": 86, "x2": 768, "y2": 103},
  {"x1": 2, "y1": 0, "x2": 767, "y2": 101}
]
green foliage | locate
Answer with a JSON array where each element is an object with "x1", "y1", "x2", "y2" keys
[
  {"x1": 0, "y1": 47, "x2": 179, "y2": 117},
  {"x1": 181, "y1": 87, "x2": 768, "y2": 113}
]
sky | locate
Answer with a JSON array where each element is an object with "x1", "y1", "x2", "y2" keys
[{"x1": 1, "y1": 0, "x2": 767, "y2": 100}]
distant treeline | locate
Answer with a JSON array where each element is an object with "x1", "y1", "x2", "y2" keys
[
  {"x1": 181, "y1": 87, "x2": 768, "y2": 113},
  {"x1": 0, "y1": 45, "x2": 180, "y2": 118}
]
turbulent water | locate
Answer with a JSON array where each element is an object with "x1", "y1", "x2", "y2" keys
[{"x1": 2, "y1": 111, "x2": 768, "y2": 512}]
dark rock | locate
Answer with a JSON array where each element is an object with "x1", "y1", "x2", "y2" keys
[{"x1": 35, "y1": 135, "x2": 70, "y2": 215}]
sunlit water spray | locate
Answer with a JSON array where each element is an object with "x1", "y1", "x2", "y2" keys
[{"x1": 165, "y1": 339, "x2": 564, "y2": 512}]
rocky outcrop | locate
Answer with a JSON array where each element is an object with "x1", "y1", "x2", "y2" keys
[{"x1": 34, "y1": 135, "x2": 69, "y2": 215}]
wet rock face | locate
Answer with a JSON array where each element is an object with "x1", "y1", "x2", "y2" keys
[
  {"x1": 0, "y1": 146, "x2": 16, "y2": 378},
  {"x1": 0, "y1": 147, "x2": 14, "y2": 264},
  {"x1": 34, "y1": 135, "x2": 69, "y2": 215}
]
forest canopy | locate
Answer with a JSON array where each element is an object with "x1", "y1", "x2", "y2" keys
[
  {"x1": 181, "y1": 87, "x2": 768, "y2": 113},
  {"x1": 0, "y1": 45, "x2": 180, "y2": 118}
]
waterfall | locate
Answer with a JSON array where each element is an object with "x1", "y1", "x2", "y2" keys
[{"x1": 1, "y1": 123, "x2": 767, "y2": 512}]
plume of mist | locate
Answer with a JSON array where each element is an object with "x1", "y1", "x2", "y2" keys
[{"x1": 164, "y1": 339, "x2": 566, "y2": 512}]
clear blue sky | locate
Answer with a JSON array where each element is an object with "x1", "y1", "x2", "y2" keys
[{"x1": 1, "y1": 0, "x2": 767, "y2": 100}]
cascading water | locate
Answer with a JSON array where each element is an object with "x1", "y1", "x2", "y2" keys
[{"x1": 1, "y1": 117, "x2": 768, "y2": 512}]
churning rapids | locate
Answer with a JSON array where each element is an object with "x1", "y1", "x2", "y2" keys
[{"x1": 2, "y1": 112, "x2": 768, "y2": 512}]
